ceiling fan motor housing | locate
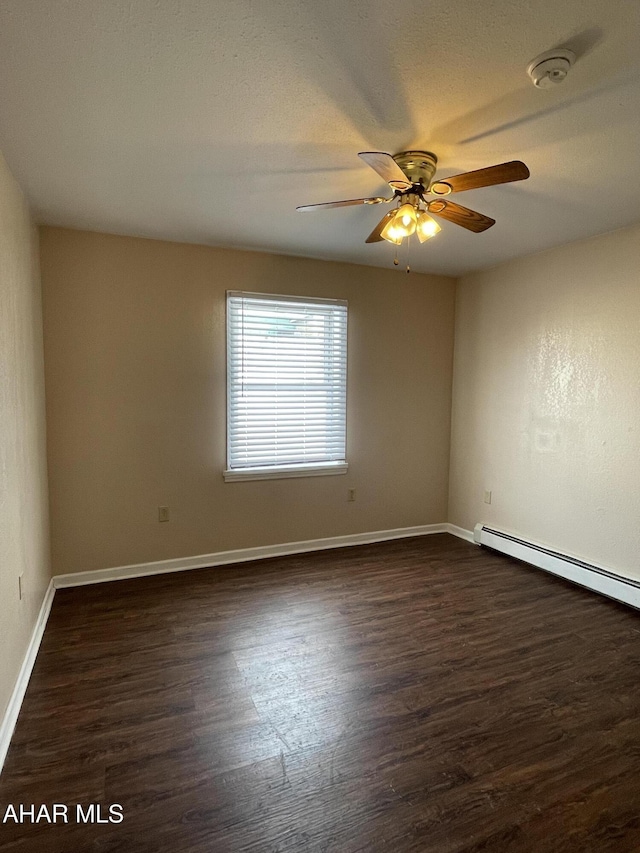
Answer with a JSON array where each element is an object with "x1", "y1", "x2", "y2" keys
[{"x1": 392, "y1": 151, "x2": 438, "y2": 189}]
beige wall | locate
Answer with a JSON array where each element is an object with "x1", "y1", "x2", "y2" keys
[
  {"x1": 40, "y1": 227, "x2": 456, "y2": 575},
  {"x1": 449, "y1": 222, "x2": 640, "y2": 580},
  {"x1": 0, "y1": 154, "x2": 51, "y2": 723}
]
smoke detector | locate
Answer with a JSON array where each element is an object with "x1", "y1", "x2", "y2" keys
[{"x1": 527, "y1": 48, "x2": 576, "y2": 89}]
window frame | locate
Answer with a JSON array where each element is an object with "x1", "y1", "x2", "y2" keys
[{"x1": 223, "y1": 290, "x2": 348, "y2": 482}]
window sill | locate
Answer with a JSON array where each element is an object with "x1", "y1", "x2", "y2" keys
[{"x1": 223, "y1": 462, "x2": 348, "y2": 482}]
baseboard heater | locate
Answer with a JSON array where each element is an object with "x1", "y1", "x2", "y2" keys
[{"x1": 473, "y1": 524, "x2": 640, "y2": 610}]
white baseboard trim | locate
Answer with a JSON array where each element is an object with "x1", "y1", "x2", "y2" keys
[
  {"x1": 0, "y1": 580, "x2": 55, "y2": 775},
  {"x1": 446, "y1": 523, "x2": 476, "y2": 543},
  {"x1": 53, "y1": 524, "x2": 449, "y2": 589},
  {"x1": 475, "y1": 524, "x2": 640, "y2": 610}
]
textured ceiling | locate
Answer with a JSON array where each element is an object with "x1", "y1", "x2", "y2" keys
[{"x1": 1, "y1": 0, "x2": 639, "y2": 275}]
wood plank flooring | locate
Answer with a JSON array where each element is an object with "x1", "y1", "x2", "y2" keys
[{"x1": 2, "y1": 533, "x2": 640, "y2": 852}]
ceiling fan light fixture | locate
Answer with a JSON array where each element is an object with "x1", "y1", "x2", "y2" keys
[
  {"x1": 381, "y1": 203, "x2": 418, "y2": 243},
  {"x1": 380, "y1": 219, "x2": 404, "y2": 244},
  {"x1": 397, "y1": 202, "x2": 417, "y2": 231},
  {"x1": 416, "y1": 211, "x2": 441, "y2": 243}
]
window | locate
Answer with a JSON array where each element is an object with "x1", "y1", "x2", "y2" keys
[{"x1": 225, "y1": 291, "x2": 348, "y2": 481}]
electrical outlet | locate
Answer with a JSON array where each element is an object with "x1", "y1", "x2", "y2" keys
[
  {"x1": 18, "y1": 574, "x2": 24, "y2": 601},
  {"x1": 347, "y1": 489, "x2": 356, "y2": 502},
  {"x1": 484, "y1": 490, "x2": 492, "y2": 505},
  {"x1": 158, "y1": 506, "x2": 170, "y2": 522}
]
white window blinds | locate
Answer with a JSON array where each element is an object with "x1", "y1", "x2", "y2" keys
[{"x1": 226, "y1": 291, "x2": 348, "y2": 478}]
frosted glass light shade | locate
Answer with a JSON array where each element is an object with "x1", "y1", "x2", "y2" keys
[
  {"x1": 381, "y1": 203, "x2": 418, "y2": 243},
  {"x1": 416, "y1": 211, "x2": 441, "y2": 243}
]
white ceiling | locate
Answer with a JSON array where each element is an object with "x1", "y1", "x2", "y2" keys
[{"x1": 1, "y1": 0, "x2": 639, "y2": 276}]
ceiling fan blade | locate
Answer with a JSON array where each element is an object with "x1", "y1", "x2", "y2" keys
[
  {"x1": 365, "y1": 210, "x2": 396, "y2": 243},
  {"x1": 358, "y1": 152, "x2": 412, "y2": 191},
  {"x1": 430, "y1": 161, "x2": 530, "y2": 195},
  {"x1": 428, "y1": 200, "x2": 495, "y2": 233},
  {"x1": 296, "y1": 197, "x2": 386, "y2": 212}
]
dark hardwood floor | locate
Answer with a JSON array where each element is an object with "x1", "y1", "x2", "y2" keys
[{"x1": 2, "y1": 533, "x2": 640, "y2": 852}]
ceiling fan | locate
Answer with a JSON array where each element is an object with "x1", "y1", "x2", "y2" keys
[{"x1": 297, "y1": 151, "x2": 530, "y2": 246}]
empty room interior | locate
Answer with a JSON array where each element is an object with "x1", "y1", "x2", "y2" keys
[{"x1": 2, "y1": 1, "x2": 640, "y2": 850}]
